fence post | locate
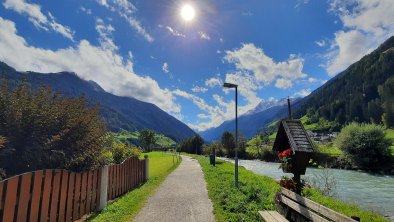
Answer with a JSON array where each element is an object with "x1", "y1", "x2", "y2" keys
[
  {"x1": 99, "y1": 165, "x2": 108, "y2": 210},
  {"x1": 144, "y1": 155, "x2": 149, "y2": 182}
]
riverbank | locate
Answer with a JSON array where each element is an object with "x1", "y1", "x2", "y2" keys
[
  {"x1": 223, "y1": 157, "x2": 394, "y2": 221},
  {"x1": 190, "y1": 154, "x2": 389, "y2": 222}
]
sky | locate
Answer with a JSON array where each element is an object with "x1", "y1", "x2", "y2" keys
[{"x1": 0, "y1": 0, "x2": 394, "y2": 132}]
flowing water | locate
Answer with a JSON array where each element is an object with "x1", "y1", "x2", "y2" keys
[{"x1": 221, "y1": 158, "x2": 394, "y2": 221}]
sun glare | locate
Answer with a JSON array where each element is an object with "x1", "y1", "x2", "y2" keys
[{"x1": 180, "y1": 4, "x2": 195, "y2": 22}]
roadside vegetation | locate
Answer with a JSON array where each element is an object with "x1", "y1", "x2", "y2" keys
[
  {"x1": 190, "y1": 154, "x2": 389, "y2": 222},
  {"x1": 0, "y1": 81, "x2": 107, "y2": 179},
  {"x1": 88, "y1": 151, "x2": 181, "y2": 222}
]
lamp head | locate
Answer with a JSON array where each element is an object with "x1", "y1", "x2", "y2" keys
[{"x1": 223, "y1": 82, "x2": 238, "y2": 88}]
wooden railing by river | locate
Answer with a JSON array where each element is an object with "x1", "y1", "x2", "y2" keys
[{"x1": 0, "y1": 155, "x2": 148, "y2": 222}]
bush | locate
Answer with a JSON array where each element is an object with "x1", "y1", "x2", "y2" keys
[
  {"x1": 246, "y1": 136, "x2": 275, "y2": 161},
  {"x1": 101, "y1": 139, "x2": 142, "y2": 165},
  {"x1": 0, "y1": 81, "x2": 107, "y2": 177},
  {"x1": 202, "y1": 143, "x2": 225, "y2": 156},
  {"x1": 335, "y1": 123, "x2": 392, "y2": 169}
]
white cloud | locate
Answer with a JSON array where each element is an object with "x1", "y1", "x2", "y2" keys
[
  {"x1": 165, "y1": 26, "x2": 185, "y2": 37},
  {"x1": 96, "y1": 0, "x2": 153, "y2": 42},
  {"x1": 219, "y1": 38, "x2": 224, "y2": 43},
  {"x1": 275, "y1": 78, "x2": 293, "y2": 89},
  {"x1": 325, "y1": 0, "x2": 394, "y2": 76},
  {"x1": 172, "y1": 89, "x2": 257, "y2": 132},
  {"x1": 191, "y1": 86, "x2": 208, "y2": 93},
  {"x1": 315, "y1": 40, "x2": 326, "y2": 47},
  {"x1": 197, "y1": 114, "x2": 209, "y2": 119},
  {"x1": 198, "y1": 31, "x2": 210, "y2": 40},
  {"x1": 189, "y1": 43, "x2": 308, "y2": 131},
  {"x1": 95, "y1": 18, "x2": 117, "y2": 51},
  {"x1": 162, "y1": 62, "x2": 169, "y2": 73},
  {"x1": 308, "y1": 77, "x2": 317, "y2": 83},
  {"x1": 205, "y1": 77, "x2": 222, "y2": 88},
  {"x1": 80, "y1": 6, "x2": 92, "y2": 15},
  {"x1": 3, "y1": 0, "x2": 74, "y2": 40},
  {"x1": 0, "y1": 17, "x2": 179, "y2": 114},
  {"x1": 294, "y1": 89, "x2": 311, "y2": 97},
  {"x1": 225, "y1": 72, "x2": 261, "y2": 105},
  {"x1": 224, "y1": 43, "x2": 307, "y2": 86}
]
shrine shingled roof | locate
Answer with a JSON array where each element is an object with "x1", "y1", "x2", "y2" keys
[{"x1": 273, "y1": 120, "x2": 314, "y2": 153}]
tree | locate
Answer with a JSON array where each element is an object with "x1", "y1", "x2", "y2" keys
[
  {"x1": 138, "y1": 129, "x2": 157, "y2": 152},
  {"x1": 335, "y1": 122, "x2": 392, "y2": 169},
  {"x1": 221, "y1": 131, "x2": 235, "y2": 157},
  {"x1": 0, "y1": 81, "x2": 107, "y2": 177},
  {"x1": 191, "y1": 134, "x2": 204, "y2": 155},
  {"x1": 178, "y1": 134, "x2": 204, "y2": 154},
  {"x1": 378, "y1": 77, "x2": 394, "y2": 128}
]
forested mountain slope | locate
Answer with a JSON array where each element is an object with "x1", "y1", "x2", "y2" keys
[{"x1": 294, "y1": 36, "x2": 394, "y2": 127}]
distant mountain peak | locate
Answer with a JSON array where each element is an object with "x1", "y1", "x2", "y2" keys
[{"x1": 244, "y1": 97, "x2": 297, "y2": 116}]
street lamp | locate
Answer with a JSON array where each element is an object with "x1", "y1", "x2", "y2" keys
[{"x1": 223, "y1": 82, "x2": 239, "y2": 188}]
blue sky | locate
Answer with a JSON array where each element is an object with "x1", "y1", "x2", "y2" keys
[{"x1": 0, "y1": 0, "x2": 393, "y2": 132}]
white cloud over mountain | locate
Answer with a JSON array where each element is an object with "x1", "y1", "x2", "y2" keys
[{"x1": 0, "y1": 17, "x2": 179, "y2": 114}]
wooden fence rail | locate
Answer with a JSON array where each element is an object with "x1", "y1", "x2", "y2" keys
[{"x1": 0, "y1": 156, "x2": 147, "y2": 222}]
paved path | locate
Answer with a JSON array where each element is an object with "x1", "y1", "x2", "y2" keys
[{"x1": 133, "y1": 155, "x2": 215, "y2": 222}]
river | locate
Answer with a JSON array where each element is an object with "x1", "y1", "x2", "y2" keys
[{"x1": 220, "y1": 158, "x2": 394, "y2": 221}]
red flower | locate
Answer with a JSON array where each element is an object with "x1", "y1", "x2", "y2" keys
[{"x1": 278, "y1": 148, "x2": 292, "y2": 158}]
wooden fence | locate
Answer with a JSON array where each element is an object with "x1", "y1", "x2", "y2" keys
[{"x1": 0, "y1": 156, "x2": 147, "y2": 222}]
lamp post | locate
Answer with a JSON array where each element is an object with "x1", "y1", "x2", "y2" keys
[{"x1": 223, "y1": 82, "x2": 238, "y2": 188}]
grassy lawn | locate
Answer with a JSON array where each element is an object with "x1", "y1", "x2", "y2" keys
[
  {"x1": 88, "y1": 152, "x2": 181, "y2": 222},
  {"x1": 316, "y1": 143, "x2": 342, "y2": 156},
  {"x1": 190, "y1": 154, "x2": 388, "y2": 222},
  {"x1": 189, "y1": 154, "x2": 280, "y2": 221},
  {"x1": 300, "y1": 115, "x2": 318, "y2": 130},
  {"x1": 268, "y1": 132, "x2": 277, "y2": 140},
  {"x1": 115, "y1": 131, "x2": 176, "y2": 147}
]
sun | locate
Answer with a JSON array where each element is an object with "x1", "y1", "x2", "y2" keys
[{"x1": 180, "y1": 4, "x2": 195, "y2": 22}]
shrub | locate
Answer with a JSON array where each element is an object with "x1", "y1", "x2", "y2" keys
[
  {"x1": 0, "y1": 81, "x2": 106, "y2": 177},
  {"x1": 202, "y1": 143, "x2": 224, "y2": 156},
  {"x1": 246, "y1": 136, "x2": 275, "y2": 161},
  {"x1": 335, "y1": 123, "x2": 392, "y2": 169}
]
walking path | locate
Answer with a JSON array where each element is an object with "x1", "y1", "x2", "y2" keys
[{"x1": 133, "y1": 155, "x2": 215, "y2": 222}]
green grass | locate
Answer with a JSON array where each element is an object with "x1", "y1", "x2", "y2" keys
[
  {"x1": 303, "y1": 188, "x2": 389, "y2": 222},
  {"x1": 316, "y1": 143, "x2": 343, "y2": 156},
  {"x1": 268, "y1": 132, "x2": 277, "y2": 140},
  {"x1": 189, "y1": 154, "x2": 280, "y2": 222},
  {"x1": 386, "y1": 129, "x2": 394, "y2": 139},
  {"x1": 190, "y1": 154, "x2": 388, "y2": 222},
  {"x1": 300, "y1": 115, "x2": 318, "y2": 130},
  {"x1": 384, "y1": 129, "x2": 394, "y2": 156},
  {"x1": 115, "y1": 131, "x2": 177, "y2": 147},
  {"x1": 88, "y1": 152, "x2": 181, "y2": 222}
]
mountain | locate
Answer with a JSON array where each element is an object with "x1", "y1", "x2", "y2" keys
[
  {"x1": 294, "y1": 36, "x2": 394, "y2": 125},
  {"x1": 0, "y1": 62, "x2": 195, "y2": 141},
  {"x1": 200, "y1": 102, "x2": 290, "y2": 142},
  {"x1": 244, "y1": 98, "x2": 289, "y2": 116}
]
